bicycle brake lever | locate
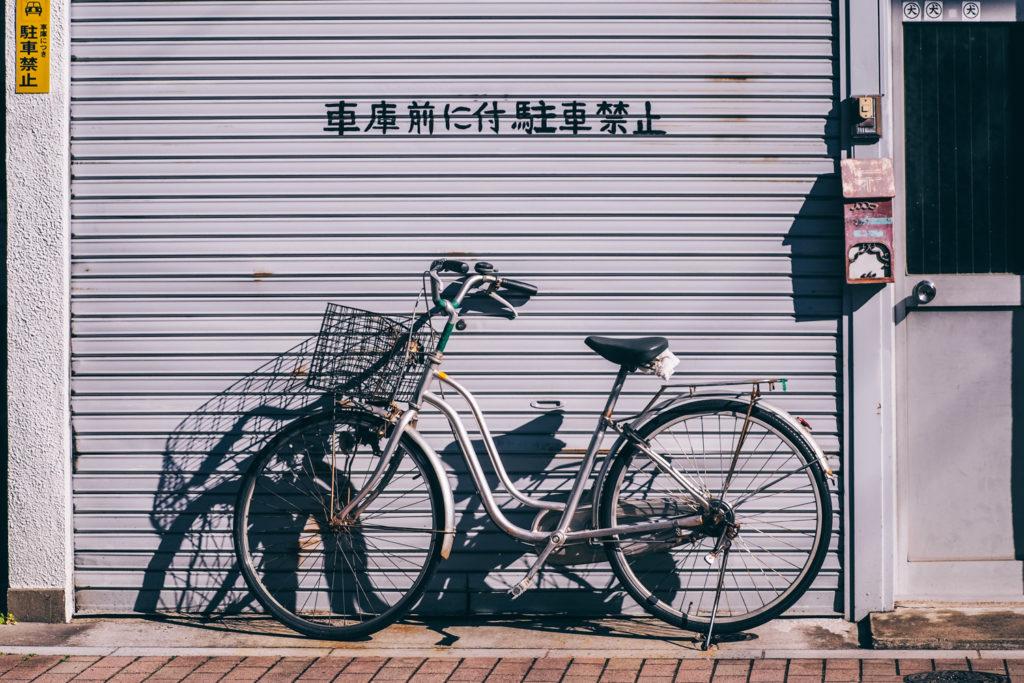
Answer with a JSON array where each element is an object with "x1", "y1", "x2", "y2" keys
[{"x1": 486, "y1": 290, "x2": 518, "y2": 319}]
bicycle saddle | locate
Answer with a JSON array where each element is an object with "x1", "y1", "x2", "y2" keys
[{"x1": 584, "y1": 335, "x2": 669, "y2": 369}]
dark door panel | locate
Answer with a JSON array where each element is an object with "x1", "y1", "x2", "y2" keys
[{"x1": 904, "y1": 23, "x2": 1024, "y2": 275}]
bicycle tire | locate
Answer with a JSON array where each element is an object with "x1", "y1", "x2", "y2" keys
[
  {"x1": 233, "y1": 408, "x2": 444, "y2": 639},
  {"x1": 599, "y1": 399, "x2": 832, "y2": 634}
]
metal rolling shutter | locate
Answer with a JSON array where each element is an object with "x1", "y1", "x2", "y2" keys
[{"x1": 69, "y1": 1, "x2": 842, "y2": 617}]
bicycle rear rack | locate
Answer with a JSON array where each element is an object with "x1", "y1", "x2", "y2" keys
[{"x1": 631, "y1": 377, "x2": 787, "y2": 426}]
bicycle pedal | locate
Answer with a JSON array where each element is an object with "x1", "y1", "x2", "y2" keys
[{"x1": 508, "y1": 578, "x2": 531, "y2": 599}]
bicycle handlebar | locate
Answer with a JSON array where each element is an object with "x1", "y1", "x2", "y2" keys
[
  {"x1": 428, "y1": 260, "x2": 539, "y2": 310},
  {"x1": 451, "y1": 274, "x2": 489, "y2": 307},
  {"x1": 497, "y1": 278, "x2": 538, "y2": 297},
  {"x1": 430, "y1": 259, "x2": 470, "y2": 274}
]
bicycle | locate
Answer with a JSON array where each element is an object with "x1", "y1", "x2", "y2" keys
[{"x1": 232, "y1": 259, "x2": 834, "y2": 648}]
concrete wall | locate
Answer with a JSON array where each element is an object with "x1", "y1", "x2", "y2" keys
[{"x1": 5, "y1": 0, "x2": 74, "y2": 622}]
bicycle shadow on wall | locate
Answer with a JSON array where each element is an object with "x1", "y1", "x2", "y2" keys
[
  {"x1": 135, "y1": 289, "x2": 556, "y2": 624},
  {"x1": 135, "y1": 327, "x2": 591, "y2": 625},
  {"x1": 134, "y1": 337, "x2": 328, "y2": 617},
  {"x1": 134, "y1": 341, "x2": 630, "y2": 626}
]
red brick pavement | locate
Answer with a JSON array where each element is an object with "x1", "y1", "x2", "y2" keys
[{"x1": 0, "y1": 656, "x2": 1017, "y2": 683}]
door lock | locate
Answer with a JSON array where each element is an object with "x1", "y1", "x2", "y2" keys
[{"x1": 913, "y1": 280, "x2": 937, "y2": 304}]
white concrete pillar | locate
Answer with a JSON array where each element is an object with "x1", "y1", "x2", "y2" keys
[
  {"x1": 842, "y1": 0, "x2": 897, "y2": 621},
  {"x1": 5, "y1": 0, "x2": 74, "y2": 622}
]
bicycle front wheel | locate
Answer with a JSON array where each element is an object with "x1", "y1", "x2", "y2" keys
[
  {"x1": 600, "y1": 399, "x2": 832, "y2": 634},
  {"x1": 233, "y1": 409, "x2": 444, "y2": 639}
]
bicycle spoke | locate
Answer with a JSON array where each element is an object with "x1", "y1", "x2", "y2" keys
[{"x1": 732, "y1": 462, "x2": 818, "y2": 509}]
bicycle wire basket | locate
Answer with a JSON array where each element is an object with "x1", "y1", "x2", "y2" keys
[{"x1": 306, "y1": 303, "x2": 434, "y2": 405}]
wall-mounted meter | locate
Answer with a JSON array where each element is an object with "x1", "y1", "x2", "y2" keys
[{"x1": 851, "y1": 95, "x2": 882, "y2": 140}]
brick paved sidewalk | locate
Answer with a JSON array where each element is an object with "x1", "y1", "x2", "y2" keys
[{"x1": 0, "y1": 656, "x2": 1019, "y2": 683}]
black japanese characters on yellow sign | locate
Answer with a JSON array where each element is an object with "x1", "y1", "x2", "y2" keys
[{"x1": 16, "y1": 0, "x2": 50, "y2": 93}]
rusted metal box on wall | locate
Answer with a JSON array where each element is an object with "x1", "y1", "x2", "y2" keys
[{"x1": 841, "y1": 158, "x2": 896, "y2": 284}]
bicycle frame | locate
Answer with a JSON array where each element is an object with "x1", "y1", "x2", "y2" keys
[
  {"x1": 343, "y1": 352, "x2": 707, "y2": 559},
  {"x1": 336, "y1": 269, "x2": 829, "y2": 607}
]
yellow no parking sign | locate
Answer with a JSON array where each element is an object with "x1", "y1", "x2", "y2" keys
[{"x1": 15, "y1": 0, "x2": 50, "y2": 93}]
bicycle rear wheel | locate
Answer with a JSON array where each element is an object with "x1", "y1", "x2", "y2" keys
[
  {"x1": 233, "y1": 409, "x2": 444, "y2": 639},
  {"x1": 600, "y1": 399, "x2": 832, "y2": 634}
]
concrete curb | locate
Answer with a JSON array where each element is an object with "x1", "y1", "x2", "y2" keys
[{"x1": 2, "y1": 616, "x2": 1023, "y2": 660}]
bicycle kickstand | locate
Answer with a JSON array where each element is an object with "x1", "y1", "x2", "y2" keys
[{"x1": 701, "y1": 541, "x2": 732, "y2": 651}]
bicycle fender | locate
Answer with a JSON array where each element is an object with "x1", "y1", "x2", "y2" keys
[
  {"x1": 756, "y1": 399, "x2": 834, "y2": 478},
  {"x1": 402, "y1": 425, "x2": 457, "y2": 559}
]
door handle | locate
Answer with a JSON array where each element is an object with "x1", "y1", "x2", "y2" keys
[{"x1": 913, "y1": 280, "x2": 937, "y2": 304}]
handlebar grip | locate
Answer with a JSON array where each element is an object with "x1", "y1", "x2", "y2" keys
[
  {"x1": 432, "y1": 259, "x2": 470, "y2": 274},
  {"x1": 500, "y1": 278, "x2": 539, "y2": 296}
]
